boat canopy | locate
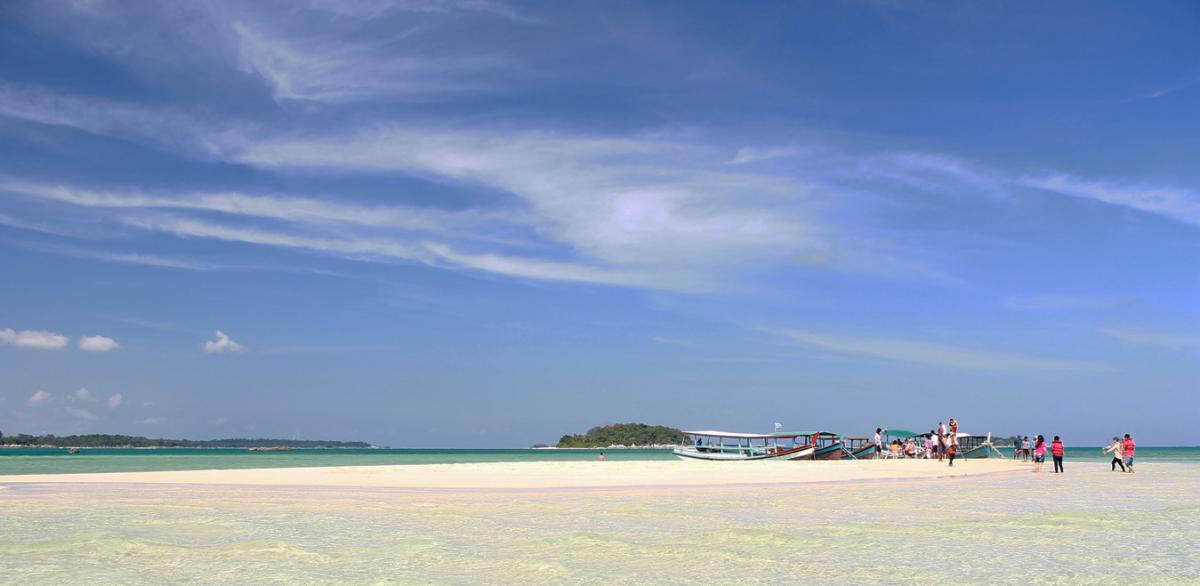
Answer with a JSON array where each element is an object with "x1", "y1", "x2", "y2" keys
[
  {"x1": 682, "y1": 430, "x2": 817, "y2": 439},
  {"x1": 882, "y1": 428, "x2": 920, "y2": 438}
]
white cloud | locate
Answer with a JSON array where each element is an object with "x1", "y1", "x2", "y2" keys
[
  {"x1": 1022, "y1": 174, "x2": 1200, "y2": 227},
  {"x1": 756, "y1": 326, "x2": 1109, "y2": 372},
  {"x1": 28, "y1": 390, "x2": 52, "y2": 406},
  {"x1": 79, "y1": 335, "x2": 121, "y2": 352},
  {"x1": 137, "y1": 417, "x2": 164, "y2": 425},
  {"x1": 65, "y1": 406, "x2": 98, "y2": 421},
  {"x1": 729, "y1": 146, "x2": 803, "y2": 164},
  {"x1": 1, "y1": 328, "x2": 70, "y2": 350},
  {"x1": 1100, "y1": 328, "x2": 1199, "y2": 350},
  {"x1": 1003, "y1": 295, "x2": 1133, "y2": 311},
  {"x1": 649, "y1": 336, "x2": 692, "y2": 346},
  {"x1": 107, "y1": 393, "x2": 123, "y2": 409},
  {"x1": 204, "y1": 330, "x2": 245, "y2": 353},
  {"x1": 75, "y1": 387, "x2": 93, "y2": 401},
  {"x1": 232, "y1": 20, "x2": 509, "y2": 103},
  {"x1": 142, "y1": 401, "x2": 155, "y2": 407},
  {"x1": 0, "y1": 82, "x2": 238, "y2": 157}
]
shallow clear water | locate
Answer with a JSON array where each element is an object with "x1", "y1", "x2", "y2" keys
[
  {"x1": 2, "y1": 462, "x2": 1197, "y2": 584},
  {"x1": 2, "y1": 446, "x2": 1195, "y2": 476},
  {"x1": 0, "y1": 448, "x2": 677, "y2": 475}
]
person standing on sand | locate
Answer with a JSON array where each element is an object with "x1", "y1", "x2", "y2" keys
[
  {"x1": 874, "y1": 428, "x2": 883, "y2": 458},
  {"x1": 1032, "y1": 435, "x2": 1047, "y2": 473},
  {"x1": 947, "y1": 441, "x2": 957, "y2": 467},
  {"x1": 1122, "y1": 434, "x2": 1136, "y2": 473},
  {"x1": 1021, "y1": 436, "x2": 1032, "y2": 462},
  {"x1": 1050, "y1": 436, "x2": 1065, "y2": 473},
  {"x1": 1103, "y1": 436, "x2": 1125, "y2": 472},
  {"x1": 1013, "y1": 436, "x2": 1022, "y2": 460}
]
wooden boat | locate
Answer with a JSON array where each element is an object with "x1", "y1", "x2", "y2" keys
[
  {"x1": 810, "y1": 432, "x2": 845, "y2": 460},
  {"x1": 673, "y1": 430, "x2": 816, "y2": 461},
  {"x1": 841, "y1": 437, "x2": 876, "y2": 460},
  {"x1": 957, "y1": 433, "x2": 1005, "y2": 459}
]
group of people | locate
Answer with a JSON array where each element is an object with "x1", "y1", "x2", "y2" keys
[
  {"x1": 1102, "y1": 434, "x2": 1137, "y2": 473},
  {"x1": 1012, "y1": 433, "x2": 1137, "y2": 474},
  {"x1": 873, "y1": 418, "x2": 963, "y2": 466}
]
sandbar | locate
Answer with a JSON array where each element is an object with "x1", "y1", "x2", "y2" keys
[{"x1": 0, "y1": 458, "x2": 1025, "y2": 490}]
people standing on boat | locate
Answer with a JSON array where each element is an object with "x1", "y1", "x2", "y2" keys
[
  {"x1": 1032, "y1": 435, "x2": 1047, "y2": 473},
  {"x1": 874, "y1": 428, "x2": 883, "y2": 458},
  {"x1": 1050, "y1": 436, "x2": 1065, "y2": 473},
  {"x1": 948, "y1": 418, "x2": 958, "y2": 437},
  {"x1": 1122, "y1": 434, "x2": 1136, "y2": 473},
  {"x1": 1103, "y1": 436, "x2": 1125, "y2": 472}
]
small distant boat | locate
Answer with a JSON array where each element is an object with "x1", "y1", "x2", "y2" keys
[
  {"x1": 957, "y1": 433, "x2": 1005, "y2": 459},
  {"x1": 66, "y1": 447, "x2": 80, "y2": 454},
  {"x1": 673, "y1": 430, "x2": 816, "y2": 461},
  {"x1": 248, "y1": 446, "x2": 292, "y2": 452}
]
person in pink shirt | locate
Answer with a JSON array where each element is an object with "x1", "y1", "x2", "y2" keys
[
  {"x1": 1032, "y1": 435, "x2": 1048, "y2": 473},
  {"x1": 1122, "y1": 434, "x2": 1136, "y2": 473}
]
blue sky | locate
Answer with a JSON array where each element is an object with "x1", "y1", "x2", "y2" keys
[{"x1": 1, "y1": 0, "x2": 1197, "y2": 446}]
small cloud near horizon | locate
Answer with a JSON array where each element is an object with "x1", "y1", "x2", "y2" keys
[
  {"x1": 204, "y1": 330, "x2": 245, "y2": 353},
  {"x1": 79, "y1": 335, "x2": 121, "y2": 352}
]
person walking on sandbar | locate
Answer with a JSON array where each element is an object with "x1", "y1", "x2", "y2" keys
[
  {"x1": 1103, "y1": 436, "x2": 1125, "y2": 472},
  {"x1": 1122, "y1": 434, "x2": 1136, "y2": 473},
  {"x1": 1050, "y1": 436, "x2": 1065, "y2": 473}
]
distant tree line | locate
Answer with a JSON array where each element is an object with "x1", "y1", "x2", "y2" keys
[
  {"x1": 0, "y1": 433, "x2": 370, "y2": 448},
  {"x1": 556, "y1": 423, "x2": 686, "y2": 448}
]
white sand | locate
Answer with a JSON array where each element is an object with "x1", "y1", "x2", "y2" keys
[{"x1": 0, "y1": 459, "x2": 1025, "y2": 490}]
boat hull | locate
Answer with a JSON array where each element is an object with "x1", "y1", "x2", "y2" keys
[
  {"x1": 960, "y1": 444, "x2": 1005, "y2": 459},
  {"x1": 673, "y1": 445, "x2": 815, "y2": 461},
  {"x1": 843, "y1": 444, "x2": 876, "y2": 460},
  {"x1": 813, "y1": 443, "x2": 845, "y2": 460}
]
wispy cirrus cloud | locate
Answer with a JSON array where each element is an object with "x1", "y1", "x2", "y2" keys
[
  {"x1": 1022, "y1": 174, "x2": 1200, "y2": 227},
  {"x1": 755, "y1": 326, "x2": 1109, "y2": 372},
  {"x1": 1100, "y1": 328, "x2": 1199, "y2": 350},
  {"x1": 1003, "y1": 294, "x2": 1135, "y2": 311},
  {"x1": 232, "y1": 17, "x2": 514, "y2": 103}
]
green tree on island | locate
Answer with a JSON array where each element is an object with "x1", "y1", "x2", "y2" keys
[{"x1": 556, "y1": 423, "x2": 686, "y2": 448}]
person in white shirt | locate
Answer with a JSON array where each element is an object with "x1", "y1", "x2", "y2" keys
[
  {"x1": 874, "y1": 428, "x2": 883, "y2": 458},
  {"x1": 1102, "y1": 436, "x2": 1125, "y2": 472}
]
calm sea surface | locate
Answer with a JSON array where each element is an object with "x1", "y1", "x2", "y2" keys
[{"x1": 1, "y1": 446, "x2": 1198, "y2": 475}]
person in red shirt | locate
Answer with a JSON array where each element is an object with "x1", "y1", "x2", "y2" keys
[
  {"x1": 1123, "y1": 434, "x2": 1136, "y2": 474},
  {"x1": 1050, "y1": 436, "x2": 1065, "y2": 473}
]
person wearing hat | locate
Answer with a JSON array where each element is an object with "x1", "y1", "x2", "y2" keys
[{"x1": 1102, "y1": 436, "x2": 1125, "y2": 472}]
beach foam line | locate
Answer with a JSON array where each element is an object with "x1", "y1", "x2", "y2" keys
[{"x1": 0, "y1": 459, "x2": 1027, "y2": 490}]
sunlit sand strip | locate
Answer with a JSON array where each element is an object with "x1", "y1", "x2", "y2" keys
[{"x1": 0, "y1": 459, "x2": 1026, "y2": 490}]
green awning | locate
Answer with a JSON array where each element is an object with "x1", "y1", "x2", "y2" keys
[{"x1": 882, "y1": 429, "x2": 920, "y2": 437}]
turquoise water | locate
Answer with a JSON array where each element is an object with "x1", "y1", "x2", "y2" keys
[
  {"x1": 0, "y1": 448, "x2": 676, "y2": 475},
  {"x1": 1, "y1": 446, "x2": 1195, "y2": 476},
  {"x1": 1, "y1": 463, "x2": 1197, "y2": 584}
]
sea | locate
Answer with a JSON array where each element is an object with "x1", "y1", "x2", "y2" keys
[
  {"x1": 2, "y1": 446, "x2": 1198, "y2": 475},
  {"x1": 3, "y1": 448, "x2": 1198, "y2": 584}
]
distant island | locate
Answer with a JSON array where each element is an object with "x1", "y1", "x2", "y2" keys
[
  {"x1": 555, "y1": 423, "x2": 686, "y2": 448},
  {"x1": 0, "y1": 433, "x2": 371, "y2": 449}
]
